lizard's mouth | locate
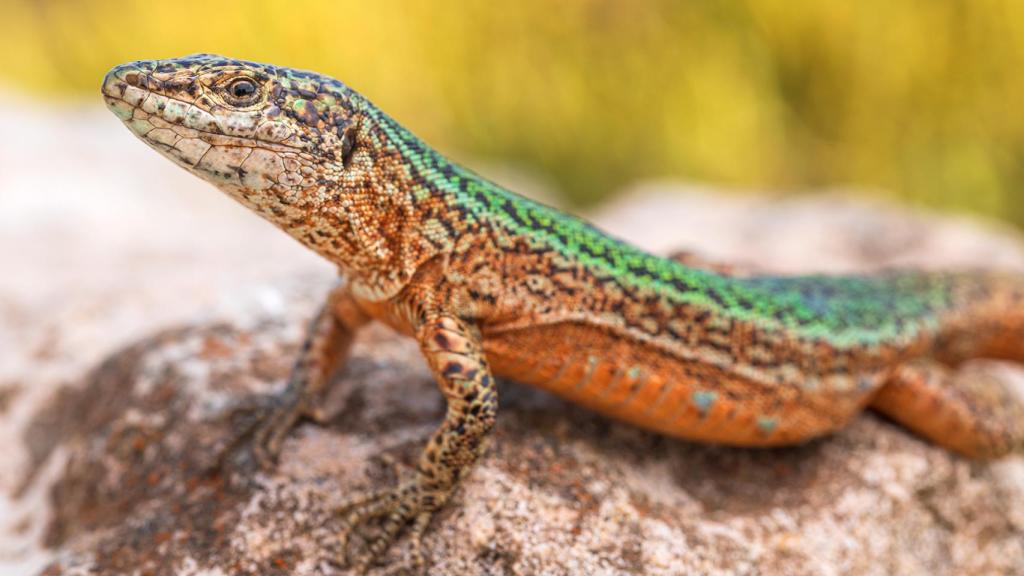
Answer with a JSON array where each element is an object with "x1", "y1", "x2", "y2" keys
[{"x1": 102, "y1": 62, "x2": 312, "y2": 191}]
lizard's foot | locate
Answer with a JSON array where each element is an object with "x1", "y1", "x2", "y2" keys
[
  {"x1": 251, "y1": 383, "x2": 329, "y2": 468},
  {"x1": 207, "y1": 385, "x2": 328, "y2": 474},
  {"x1": 335, "y1": 480, "x2": 439, "y2": 574}
]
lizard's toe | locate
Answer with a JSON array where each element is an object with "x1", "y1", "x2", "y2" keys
[
  {"x1": 252, "y1": 409, "x2": 295, "y2": 467},
  {"x1": 335, "y1": 481, "x2": 437, "y2": 574},
  {"x1": 211, "y1": 381, "x2": 327, "y2": 471},
  {"x1": 249, "y1": 385, "x2": 327, "y2": 469}
]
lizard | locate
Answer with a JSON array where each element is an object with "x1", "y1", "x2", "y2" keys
[{"x1": 101, "y1": 54, "x2": 1024, "y2": 572}]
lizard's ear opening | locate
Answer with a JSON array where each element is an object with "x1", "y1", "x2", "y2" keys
[{"x1": 340, "y1": 123, "x2": 357, "y2": 168}]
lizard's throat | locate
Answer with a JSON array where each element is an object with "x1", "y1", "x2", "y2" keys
[{"x1": 222, "y1": 181, "x2": 428, "y2": 296}]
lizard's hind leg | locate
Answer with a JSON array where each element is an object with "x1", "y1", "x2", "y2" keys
[{"x1": 871, "y1": 359, "x2": 1024, "y2": 459}]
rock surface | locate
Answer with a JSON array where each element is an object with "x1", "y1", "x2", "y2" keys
[{"x1": 1, "y1": 98, "x2": 1023, "y2": 575}]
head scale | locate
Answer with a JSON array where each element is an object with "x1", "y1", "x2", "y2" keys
[{"x1": 102, "y1": 54, "x2": 425, "y2": 293}]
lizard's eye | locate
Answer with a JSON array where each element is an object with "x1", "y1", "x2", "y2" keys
[{"x1": 223, "y1": 77, "x2": 260, "y2": 106}]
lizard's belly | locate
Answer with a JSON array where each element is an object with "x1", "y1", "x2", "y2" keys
[{"x1": 482, "y1": 322, "x2": 870, "y2": 446}]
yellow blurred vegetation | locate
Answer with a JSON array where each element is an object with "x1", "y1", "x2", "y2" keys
[{"x1": 2, "y1": 1, "x2": 1022, "y2": 227}]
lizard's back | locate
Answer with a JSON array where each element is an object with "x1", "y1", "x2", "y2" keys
[{"x1": 454, "y1": 184, "x2": 1024, "y2": 446}]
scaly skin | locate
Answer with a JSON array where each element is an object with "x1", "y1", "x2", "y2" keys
[{"x1": 102, "y1": 54, "x2": 1024, "y2": 572}]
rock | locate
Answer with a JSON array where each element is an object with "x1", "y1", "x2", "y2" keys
[
  {"x1": 6, "y1": 189, "x2": 1020, "y2": 575},
  {"x1": 24, "y1": 283, "x2": 1024, "y2": 576},
  {"x1": 0, "y1": 104, "x2": 1022, "y2": 574}
]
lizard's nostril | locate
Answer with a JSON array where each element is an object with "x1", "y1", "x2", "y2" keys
[{"x1": 101, "y1": 65, "x2": 136, "y2": 98}]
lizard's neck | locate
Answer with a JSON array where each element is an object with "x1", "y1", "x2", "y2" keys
[{"x1": 300, "y1": 105, "x2": 469, "y2": 300}]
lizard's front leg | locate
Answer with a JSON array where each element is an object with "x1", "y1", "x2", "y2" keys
[
  {"x1": 337, "y1": 313, "x2": 497, "y2": 572},
  {"x1": 252, "y1": 282, "x2": 369, "y2": 466}
]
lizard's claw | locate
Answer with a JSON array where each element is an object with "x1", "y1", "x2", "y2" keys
[
  {"x1": 334, "y1": 481, "x2": 437, "y2": 574},
  {"x1": 207, "y1": 386, "x2": 327, "y2": 474},
  {"x1": 251, "y1": 384, "x2": 329, "y2": 469}
]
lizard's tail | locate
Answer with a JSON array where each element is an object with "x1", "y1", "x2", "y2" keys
[
  {"x1": 933, "y1": 271, "x2": 1024, "y2": 364},
  {"x1": 871, "y1": 271, "x2": 1024, "y2": 459}
]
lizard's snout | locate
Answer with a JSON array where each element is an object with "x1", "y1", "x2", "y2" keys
[
  {"x1": 101, "y1": 63, "x2": 134, "y2": 99},
  {"x1": 101, "y1": 63, "x2": 151, "y2": 123},
  {"x1": 101, "y1": 61, "x2": 165, "y2": 100},
  {"x1": 101, "y1": 61, "x2": 175, "y2": 126}
]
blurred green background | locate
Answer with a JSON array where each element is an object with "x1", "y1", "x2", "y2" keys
[{"x1": 2, "y1": 0, "x2": 1022, "y2": 227}]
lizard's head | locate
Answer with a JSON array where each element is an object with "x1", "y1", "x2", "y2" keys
[
  {"x1": 99, "y1": 54, "x2": 440, "y2": 291},
  {"x1": 102, "y1": 54, "x2": 359, "y2": 197},
  {"x1": 102, "y1": 54, "x2": 416, "y2": 285}
]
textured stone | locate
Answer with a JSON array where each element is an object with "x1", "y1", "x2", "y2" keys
[{"x1": 1, "y1": 100, "x2": 1022, "y2": 574}]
